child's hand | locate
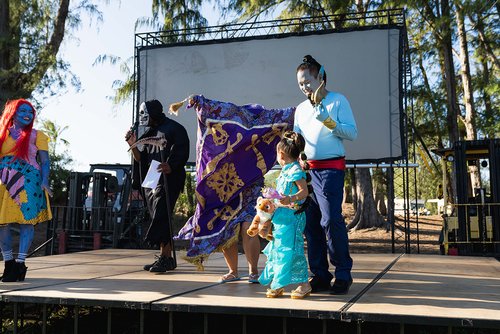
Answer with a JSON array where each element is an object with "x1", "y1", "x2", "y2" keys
[{"x1": 279, "y1": 196, "x2": 291, "y2": 206}]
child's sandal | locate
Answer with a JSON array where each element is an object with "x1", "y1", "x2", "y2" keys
[
  {"x1": 291, "y1": 285, "x2": 312, "y2": 299},
  {"x1": 266, "y1": 287, "x2": 284, "y2": 298}
]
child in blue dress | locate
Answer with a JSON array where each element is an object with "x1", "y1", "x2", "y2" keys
[{"x1": 259, "y1": 131, "x2": 312, "y2": 299}]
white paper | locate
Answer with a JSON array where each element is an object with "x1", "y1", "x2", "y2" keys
[{"x1": 141, "y1": 160, "x2": 162, "y2": 189}]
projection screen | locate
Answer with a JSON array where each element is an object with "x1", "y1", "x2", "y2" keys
[{"x1": 137, "y1": 28, "x2": 404, "y2": 164}]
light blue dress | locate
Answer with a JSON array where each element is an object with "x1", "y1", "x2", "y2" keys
[{"x1": 259, "y1": 161, "x2": 309, "y2": 289}]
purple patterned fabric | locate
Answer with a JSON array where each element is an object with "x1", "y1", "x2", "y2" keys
[{"x1": 175, "y1": 95, "x2": 295, "y2": 268}]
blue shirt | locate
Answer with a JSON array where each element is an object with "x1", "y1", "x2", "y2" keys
[{"x1": 293, "y1": 91, "x2": 357, "y2": 160}]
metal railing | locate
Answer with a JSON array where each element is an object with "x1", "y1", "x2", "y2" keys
[
  {"x1": 135, "y1": 9, "x2": 406, "y2": 48},
  {"x1": 43, "y1": 205, "x2": 147, "y2": 255}
]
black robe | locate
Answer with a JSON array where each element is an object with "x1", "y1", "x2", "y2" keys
[{"x1": 133, "y1": 117, "x2": 190, "y2": 247}]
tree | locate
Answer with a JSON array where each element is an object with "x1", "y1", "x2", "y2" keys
[
  {"x1": 97, "y1": 0, "x2": 208, "y2": 105},
  {"x1": 92, "y1": 54, "x2": 135, "y2": 106},
  {"x1": 372, "y1": 168, "x2": 387, "y2": 216},
  {"x1": 347, "y1": 169, "x2": 386, "y2": 230},
  {"x1": 1, "y1": 0, "x2": 108, "y2": 204},
  {"x1": 135, "y1": 0, "x2": 207, "y2": 42},
  {"x1": 0, "y1": 0, "x2": 104, "y2": 105},
  {"x1": 455, "y1": 1, "x2": 481, "y2": 190},
  {"x1": 0, "y1": 0, "x2": 70, "y2": 104},
  {"x1": 467, "y1": 0, "x2": 500, "y2": 138},
  {"x1": 39, "y1": 119, "x2": 73, "y2": 205},
  {"x1": 402, "y1": 0, "x2": 498, "y2": 202}
]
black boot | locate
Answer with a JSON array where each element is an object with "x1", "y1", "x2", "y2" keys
[
  {"x1": 149, "y1": 256, "x2": 176, "y2": 272},
  {"x1": 143, "y1": 255, "x2": 161, "y2": 271},
  {"x1": 1, "y1": 260, "x2": 19, "y2": 282},
  {"x1": 16, "y1": 262, "x2": 27, "y2": 281}
]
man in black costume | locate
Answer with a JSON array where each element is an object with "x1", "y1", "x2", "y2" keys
[{"x1": 125, "y1": 99, "x2": 189, "y2": 272}]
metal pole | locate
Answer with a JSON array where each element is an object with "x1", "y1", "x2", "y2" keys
[
  {"x1": 28, "y1": 237, "x2": 53, "y2": 258},
  {"x1": 140, "y1": 309, "x2": 145, "y2": 334},
  {"x1": 107, "y1": 308, "x2": 112, "y2": 334},
  {"x1": 74, "y1": 305, "x2": 79, "y2": 334},
  {"x1": 42, "y1": 304, "x2": 47, "y2": 334},
  {"x1": 13, "y1": 302, "x2": 18, "y2": 334},
  {"x1": 20, "y1": 303, "x2": 24, "y2": 331},
  {"x1": 388, "y1": 167, "x2": 395, "y2": 253},
  {"x1": 160, "y1": 149, "x2": 177, "y2": 268},
  {"x1": 413, "y1": 160, "x2": 420, "y2": 253},
  {"x1": 169, "y1": 312, "x2": 173, "y2": 334}
]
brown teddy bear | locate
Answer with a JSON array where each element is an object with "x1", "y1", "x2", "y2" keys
[{"x1": 246, "y1": 197, "x2": 276, "y2": 241}]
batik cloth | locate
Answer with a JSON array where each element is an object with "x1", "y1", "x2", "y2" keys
[
  {"x1": 0, "y1": 130, "x2": 52, "y2": 225},
  {"x1": 175, "y1": 95, "x2": 295, "y2": 269}
]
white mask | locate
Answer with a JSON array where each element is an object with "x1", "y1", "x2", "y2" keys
[{"x1": 139, "y1": 102, "x2": 150, "y2": 126}]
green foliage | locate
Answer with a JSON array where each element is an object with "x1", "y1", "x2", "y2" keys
[
  {"x1": 221, "y1": 0, "x2": 355, "y2": 23},
  {"x1": 39, "y1": 119, "x2": 73, "y2": 205},
  {"x1": 100, "y1": 1, "x2": 209, "y2": 105},
  {"x1": 48, "y1": 149, "x2": 73, "y2": 205},
  {"x1": 139, "y1": 0, "x2": 208, "y2": 43},
  {"x1": 174, "y1": 172, "x2": 196, "y2": 219},
  {"x1": 93, "y1": 54, "x2": 135, "y2": 105},
  {"x1": 154, "y1": 0, "x2": 208, "y2": 32},
  {"x1": 0, "y1": 0, "x2": 103, "y2": 104},
  {"x1": 0, "y1": 1, "x2": 101, "y2": 204}
]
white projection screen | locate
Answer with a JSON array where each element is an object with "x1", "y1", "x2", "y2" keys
[{"x1": 137, "y1": 28, "x2": 404, "y2": 164}]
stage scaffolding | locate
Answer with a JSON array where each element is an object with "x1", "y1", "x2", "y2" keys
[{"x1": 132, "y1": 9, "x2": 418, "y2": 253}]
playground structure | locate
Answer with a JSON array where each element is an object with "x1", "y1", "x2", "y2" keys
[{"x1": 434, "y1": 139, "x2": 500, "y2": 256}]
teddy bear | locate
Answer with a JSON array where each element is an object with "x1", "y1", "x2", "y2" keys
[{"x1": 246, "y1": 196, "x2": 276, "y2": 241}]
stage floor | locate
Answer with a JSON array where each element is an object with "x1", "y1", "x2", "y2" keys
[{"x1": 0, "y1": 250, "x2": 499, "y2": 329}]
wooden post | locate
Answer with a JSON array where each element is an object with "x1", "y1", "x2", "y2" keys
[{"x1": 58, "y1": 230, "x2": 67, "y2": 254}]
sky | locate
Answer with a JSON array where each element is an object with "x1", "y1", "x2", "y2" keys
[{"x1": 39, "y1": 1, "x2": 217, "y2": 171}]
